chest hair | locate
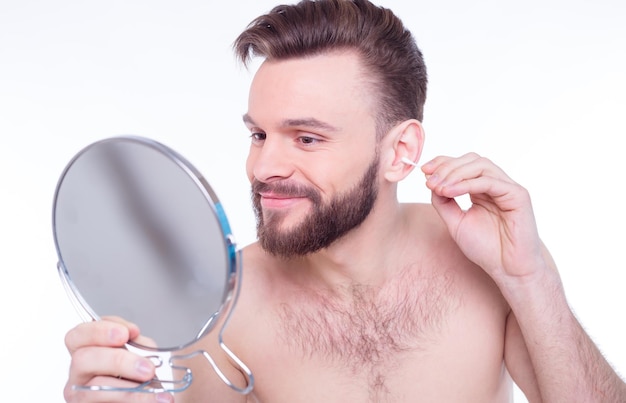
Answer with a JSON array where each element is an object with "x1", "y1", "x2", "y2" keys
[{"x1": 276, "y1": 268, "x2": 459, "y2": 372}]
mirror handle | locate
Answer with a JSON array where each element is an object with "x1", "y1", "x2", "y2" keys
[
  {"x1": 72, "y1": 355, "x2": 194, "y2": 393},
  {"x1": 213, "y1": 250, "x2": 255, "y2": 394}
]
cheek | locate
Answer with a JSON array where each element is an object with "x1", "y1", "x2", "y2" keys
[{"x1": 303, "y1": 169, "x2": 351, "y2": 199}]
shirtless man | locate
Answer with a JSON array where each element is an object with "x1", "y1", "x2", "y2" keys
[{"x1": 63, "y1": 1, "x2": 626, "y2": 402}]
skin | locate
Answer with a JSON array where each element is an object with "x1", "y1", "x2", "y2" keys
[{"x1": 63, "y1": 51, "x2": 626, "y2": 403}]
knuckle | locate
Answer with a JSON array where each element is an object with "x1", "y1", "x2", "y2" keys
[
  {"x1": 112, "y1": 348, "x2": 131, "y2": 372},
  {"x1": 476, "y1": 155, "x2": 491, "y2": 165},
  {"x1": 65, "y1": 321, "x2": 105, "y2": 352},
  {"x1": 62, "y1": 384, "x2": 73, "y2": 402},
  {"x1": 63, "y1": 390, "x2": 79, "y2": 403},
  {"x1": 70, "y1": 346, "x2": 90, "y2": 365},
  {"x1": 518, "y1": 184, "x2": 531, "y2": 198},
  {"x1": 65, "y1": 360, "x2": 88, "y2": 386},
  {"x1": 64, "y1": 325, "x2": 82, "y2": 351}
]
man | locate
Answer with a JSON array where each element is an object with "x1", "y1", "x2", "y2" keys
[{"x1": 63, "y1": 1, "x2": 626, "y2": 402}]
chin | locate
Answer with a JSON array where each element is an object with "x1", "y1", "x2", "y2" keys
[{"x1": 264, "y1": 207, "x2": 309, "y2": 229}]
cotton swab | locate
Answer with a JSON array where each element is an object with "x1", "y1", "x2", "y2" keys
[{"x1": 400, "y1": 157, "x2": 418, "y2": 167}]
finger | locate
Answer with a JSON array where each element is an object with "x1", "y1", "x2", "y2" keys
[
  {"x1": 99, "y1": 316, "x2": 158, "y2": 348},
  {"x1": 421, "y1": 153, "x2": 481, "y2": 175},
  {"x1": 101, "y1": 316, "x2": 142, "y2": 340},
  {"x1": 422, "y1": 153, "x2": 480, "y2": 192},
  {"x1": 69, "y1": 346, "x2": 156, "y2": 386},
  {"x1": 131, "y1": 334, "x2": 159, "y2": 349},
  {"x1": 430, "y1": 192, "x2": 464, "y2": 232},
  {"x1": 433, "y1": 175, "x2": 530, "y2": 212},
  {"x1": 65, "y1": 347, "x2": 172, "y2": 403},
  {"x1": 424, "y1": 156, "x2": 514, "y2": 196},
  {"x1": 423, "y1": 153, "x2": 512, "y2": 186},
  {"x1": 430, "y1": 174, "x2": 511, "y2": 200},
  {"x1": 65, "y1": 319, "x2": 139, "y2": 355}
]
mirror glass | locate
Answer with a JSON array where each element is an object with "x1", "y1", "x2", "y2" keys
[{"x1": 53, "y1": 136, "x2": 237, "y2": 351}]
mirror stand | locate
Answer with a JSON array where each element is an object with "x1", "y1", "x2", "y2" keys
[{"x1": 168, "y1": 250, "x2": 254, "y2": 395}]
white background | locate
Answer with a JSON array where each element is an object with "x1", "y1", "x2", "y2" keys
[{"x1": 1, "y1": 1, "x2": 625, "y2": 402}]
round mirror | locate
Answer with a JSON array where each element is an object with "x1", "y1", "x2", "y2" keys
[{"x1": 52, "y1": 136, "x2": 237, "y2": 351}]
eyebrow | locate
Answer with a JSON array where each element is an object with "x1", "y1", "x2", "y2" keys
[{"x1": 242, "y1": 114, "x2": 340, "y2": 132}]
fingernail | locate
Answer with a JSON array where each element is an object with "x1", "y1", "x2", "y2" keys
[
  {"x1": 136, "y1": 359, "x2": 153, "y2": 376},
  {"x1": 427, "y1": 173, "x2": 439, "y2": 184},
  {"x1": 156, "y1": 392, "x2": 174, "y2": 403}
]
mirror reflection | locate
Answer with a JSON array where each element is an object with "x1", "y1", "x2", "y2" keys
[{"x1": 53, "y1": 136, "x2": 236, "y2": 350}]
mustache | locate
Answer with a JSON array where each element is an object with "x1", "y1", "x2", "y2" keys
[{"x1": 251, "y1": 179, "x2": 321, "y2": 203}]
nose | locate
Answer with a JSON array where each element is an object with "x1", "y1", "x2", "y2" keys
[{"x1": 247, "y1": 135, "x2": 295, "y2": 183}]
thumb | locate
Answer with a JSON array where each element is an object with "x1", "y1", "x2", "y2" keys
[{"x1": 431, "y1": 192, "x2": 463, "y2": 238}]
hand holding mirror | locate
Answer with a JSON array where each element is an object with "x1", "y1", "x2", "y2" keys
[{"x1": 52, "y1": 136, "x2": 254, "y2": 394}]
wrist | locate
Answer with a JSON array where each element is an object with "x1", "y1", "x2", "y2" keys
[
  {"x1": 497, "y1": 259, "x2": 567, "y2": 313},
  {"x1": 492, "y1": 239, "x2": 566, "y2": 306}
]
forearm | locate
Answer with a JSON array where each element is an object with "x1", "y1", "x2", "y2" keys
[{"x1": 501, "y1": 259, "x2": 626, "y2": 402}]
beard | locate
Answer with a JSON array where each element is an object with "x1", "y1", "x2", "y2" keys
[{"x1": 251, "y1": 157, "x2": 379, "y2": 258}]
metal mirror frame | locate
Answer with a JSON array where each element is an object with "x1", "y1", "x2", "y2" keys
[{"x1": 52, "y1": 135, "x2": 254, "y2": 394}]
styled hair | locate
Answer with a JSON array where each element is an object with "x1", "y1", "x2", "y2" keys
[{"x1": 233, "y1": 0, "x2": 428, "y2": 136}]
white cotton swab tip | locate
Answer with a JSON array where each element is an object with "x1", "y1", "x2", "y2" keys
[{"x1": 400, "y1": 157, "x2": 419, "y2": 167}]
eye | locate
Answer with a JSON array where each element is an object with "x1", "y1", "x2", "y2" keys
[
  {"x1": 250, "y1": 132, "x2": 266, "y2": 145},
  {"x1": 298, "y1": 136, "x2": 320, "y2": 146}
]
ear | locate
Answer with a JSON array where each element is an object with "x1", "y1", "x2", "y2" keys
[{"x1": 382, "y1": 119, "x2": 425, "y2": 183}]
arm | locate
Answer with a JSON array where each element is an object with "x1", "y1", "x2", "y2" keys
[
  {"x1": 503, "y1": 251, "x2": 626, "y2": 402},
  {"x1": 503, "y1": 312, "x2": 542, "y2": 403},
  {"x1": 422, "y1": 153, "x2": 626, "y2": 402}
]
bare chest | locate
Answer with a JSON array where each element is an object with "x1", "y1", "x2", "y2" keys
[
  {"x1": 276, "y1": 270, "x2": 457, "y2": 371},
  {"x1": 239, "y1": 269, "x2": 510, "y2": 403},
  {"x1": 274, "y1": 279, "x2": 455, "y2": 401}
]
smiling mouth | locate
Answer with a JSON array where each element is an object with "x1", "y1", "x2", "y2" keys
[
  {"x1": 259, "y1": 193, "x2": 309, "y2": 209},
  {"x1": 252, "y1": 178, "x2": 321, "y2": 210}
]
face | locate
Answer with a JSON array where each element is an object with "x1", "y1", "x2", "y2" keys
[
  {"x1": 244, "y1": 51, "x2": 381, "y2": 257},
  {"x1": 252, "y1": 157, "x2": 379, "y2": 257}
]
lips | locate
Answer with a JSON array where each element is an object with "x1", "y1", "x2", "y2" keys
[
  {"x1": 259, "y1": 192, "x2": 308, "y2": 209},
  {"x1": 252, "y1": 179, "x2": 321, "y2": 211},
  {"x1": 259, "y1": 191, "x2": 304, "y2": 199}
]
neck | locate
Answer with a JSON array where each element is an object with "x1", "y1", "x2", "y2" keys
[{"x1": 291, "y1": 196, "x2": 413, "y2": 292}]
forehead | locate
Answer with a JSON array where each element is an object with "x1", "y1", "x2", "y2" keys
[{"x1": 247, "y1": 51, "x2": 377, "y2": 127}]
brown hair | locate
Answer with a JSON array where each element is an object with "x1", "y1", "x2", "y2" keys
[{"x1": 233, "y1": 0, "x2": 428, "y2": 136}]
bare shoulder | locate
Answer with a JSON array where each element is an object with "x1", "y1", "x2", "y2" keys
[
  {"x1": 401, "y1": 202, "x2": 463, "y2": 254},
  {"x1": 239, "y1": 242, "x2": 282, "y2": 298},
  {"x1": 401, "y1": 202, "x2": 509, "y2": 311},
  {"x1": 225, "y1": 242, "x2": 290, "y2": 333}
]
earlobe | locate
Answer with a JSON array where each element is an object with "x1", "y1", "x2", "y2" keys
[{"x1": 383, "y1": 119, "x2": 425, "y2": 182}]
